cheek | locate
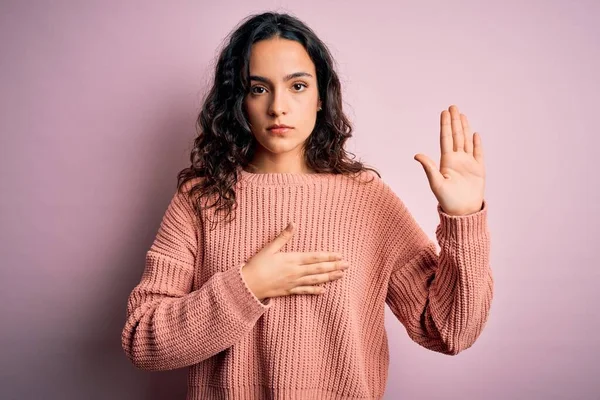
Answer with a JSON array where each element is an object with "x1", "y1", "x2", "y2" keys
[
  {"x1": 244, "y1": 99, "x2": 260, "y2": 120},
  {"x1": 298, "y1": 100, "x2": 318, "y2": 124}
]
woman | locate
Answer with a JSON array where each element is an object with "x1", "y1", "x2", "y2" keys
[{"x1": 121, "y1": 11, "x2": 492, "y2": 400}]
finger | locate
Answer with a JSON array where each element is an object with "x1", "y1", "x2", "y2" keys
[
  {"x1": 461, "y1": 114, "x2": 473, "y2": 155},
  {"x1": 262, "y1": 222, "x2": 295, "y2": 254},
  {"x1": 473, "y1": 132, "x2": 484, "y2": 163},
  {"x1": 449, "y1": 105, "x2": 464, "y2": 152},
  {"x1": 295, "y1": 270, "x2": 344, "y2": 286},
  {"x1": 300, "y1": 260, "x2": 348, "y2": 276},
  {"x1": 440, "y1": 110, "x2": 453, "y2": 155},
  {"x1": 415, "y1": 154, "x2": 444, "y2": 186},
  {"x1": 293, "y1": 252, "x2": 343, "y2": 265},
  {"x1": 289, "y1": 285, "x2": 325, "y2": 295}
]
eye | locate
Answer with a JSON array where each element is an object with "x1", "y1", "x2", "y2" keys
[
  {"x1": 250, "y1": 86, "x2": 267, "y2": 95},
  {"x1": 292, "y1": 83, "x2": 308, "y2": 92}
]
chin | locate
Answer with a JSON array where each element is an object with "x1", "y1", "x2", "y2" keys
[{"x1": 256, "y1": 137, "x2": 307, "y2": 154}]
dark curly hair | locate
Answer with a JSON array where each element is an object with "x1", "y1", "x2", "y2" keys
[{"x1": 177, "y1": 11, "x2": 380, "y2": 230}]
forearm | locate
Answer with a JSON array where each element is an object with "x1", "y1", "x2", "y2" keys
[{"x1": 122, "y1": 255, "x2": 271, "y2": 371}]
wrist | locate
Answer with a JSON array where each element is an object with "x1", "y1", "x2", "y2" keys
[{"x1": 240, "y1": 263, "x2": 266, "y2": 301}]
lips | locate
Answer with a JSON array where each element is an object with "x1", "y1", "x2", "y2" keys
[
  {"x1": 267, "y1": 124, "x2": 293, "y2": 135},
  {"x1": 269, "y1": 127, "x2": 292, "y2": 135},
  {"x1": 267, "y1": 124, "x2": 293, "y2": 130}
]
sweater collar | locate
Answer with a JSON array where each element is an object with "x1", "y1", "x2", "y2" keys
[{"x1": 237, "y1": 166, "x2": 332, "y2": 186}]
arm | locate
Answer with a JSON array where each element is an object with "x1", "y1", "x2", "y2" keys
[
  {"x1": 121, "y1": 183, "x2": 272, "y2": 371},
  {"x1": 384, "y1": 188, "x2": 493, "y2": 355}
]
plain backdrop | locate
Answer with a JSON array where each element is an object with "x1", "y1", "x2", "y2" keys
[{"x1": 1, "y1": 1, "x2": 598, "y2": 399}]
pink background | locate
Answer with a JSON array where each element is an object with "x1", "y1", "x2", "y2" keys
[{"x1": 1, "y1": 1, "x2": 598, "y2": 399}]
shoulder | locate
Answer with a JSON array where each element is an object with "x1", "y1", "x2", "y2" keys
[
  {"x1": 343, "y1": 169, "x2": 398, "y2": 198},
  {"x1": 166, "y1": 177, "x2": 205, "y2": 217},
  {"x1": 179, "y1": 176, "x2": 204, "y2": 193},
  {"x1": 334, "y1": 170, "x2": 407, "y2": 219},
  {"x1": 350, "y1": 170, "x2": 411, "y2": 217}
]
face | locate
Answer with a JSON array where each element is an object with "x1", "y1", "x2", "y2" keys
[{"x1": 243, "y1": 37, "x2": 321, "y2": 168}]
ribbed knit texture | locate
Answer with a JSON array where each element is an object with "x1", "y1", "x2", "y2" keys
[{"x1": 121, "y1": 167, "x2": 494, "y2": 400}]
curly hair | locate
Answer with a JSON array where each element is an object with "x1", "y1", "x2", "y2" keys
[{"x1": 177, "y1": 11, "x2": 380, "y2": 230}]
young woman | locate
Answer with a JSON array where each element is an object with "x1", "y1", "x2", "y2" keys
[{"x1": 121, "y1": 11, "x2": 492, "y2": 400}]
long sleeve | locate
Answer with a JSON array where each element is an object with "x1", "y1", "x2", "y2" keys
[
  {"x1": 383, "y1": 185, "x2": 493, "y2": 355},
  {"x1": 121, "y1": 184, "x2": 272, "y2": 371}
]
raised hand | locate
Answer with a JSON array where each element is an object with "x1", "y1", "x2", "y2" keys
[{"x1": 414, "y1": 105, "x2": 485, "y2": 216}]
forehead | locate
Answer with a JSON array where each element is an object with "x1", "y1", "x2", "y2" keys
[{"x1": 248, "y1": 37, "x2": 316, "y2": 76}]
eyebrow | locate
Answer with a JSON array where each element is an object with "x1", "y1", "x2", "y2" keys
[{"x1": 248, "y1": 72, "x2": 314, "y2": 84}]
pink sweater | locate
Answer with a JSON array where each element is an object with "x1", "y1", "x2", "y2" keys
[{"x1": 121, "y1": 167, "x2": 493, "y2": 399}]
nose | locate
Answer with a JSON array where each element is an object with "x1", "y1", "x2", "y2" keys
[{"x1": 268, "y1": 89, "x2": 287, "y2": 116}]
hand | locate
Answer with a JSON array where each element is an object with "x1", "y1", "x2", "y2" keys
[
  {"x1": 241, "y1": 222, "x2": 349, "y2": 301},
  {"x1": 414, "y1": 105, "x2": 485, "y2": 216}
]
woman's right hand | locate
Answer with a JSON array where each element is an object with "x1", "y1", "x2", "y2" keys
[{"x1": 240, "y1": 222, "x2": 350, "y2": 301}]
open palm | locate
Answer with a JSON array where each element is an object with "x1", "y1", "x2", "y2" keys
[{"x1": 414, "y1": 105, "x2": 485, "y2": 216}]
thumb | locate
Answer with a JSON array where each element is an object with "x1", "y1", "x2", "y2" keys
[
  {"x1": 264, "y1": 222, "x2": 295, "y2": 254},
  {"x1": 414, "y1": 154, "x2": 443, "y2": 188}
]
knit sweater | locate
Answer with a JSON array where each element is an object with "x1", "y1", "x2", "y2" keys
[{"x1": 121, "y1": 167, "x2": 493, "y2": 400}]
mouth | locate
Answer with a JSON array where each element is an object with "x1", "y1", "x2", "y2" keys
[{"x1": 267, "y1": 125, "x2": 294, "y2": 135}]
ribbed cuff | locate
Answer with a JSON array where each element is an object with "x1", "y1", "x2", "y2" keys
[
  {"x1": 217, "y1": 263, "x2": 272, "y2": 318},
  {"x1": 436, "y1": 199, "x2": 488, "y2": 243}
]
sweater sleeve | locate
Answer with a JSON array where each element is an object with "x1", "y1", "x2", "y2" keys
[
  {"x1": 383, "y1": 185, "x2": 494, "y2": 355},
  {"x1": 121, "y1": 183, "x2": 272, "y2": 371}
]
